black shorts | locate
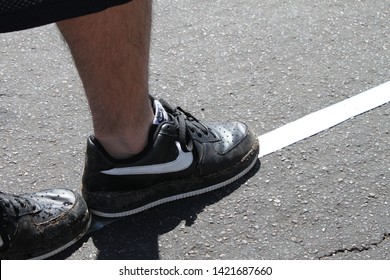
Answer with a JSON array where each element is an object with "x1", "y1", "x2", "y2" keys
[{"x1": 0, "y1": 0, "x2": 132, "y2": 33}]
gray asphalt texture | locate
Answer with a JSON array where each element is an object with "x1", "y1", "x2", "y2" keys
[{"x1": 0, "y1": 0, "x2": 389, "y2": 260}]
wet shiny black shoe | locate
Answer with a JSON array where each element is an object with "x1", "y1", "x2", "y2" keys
[
  {"x1": 82, "y1": 98, "x2": 259, "y2": 217},
  {"x1": 0, "y1": 189, "x2": 90, "y2": 259}
]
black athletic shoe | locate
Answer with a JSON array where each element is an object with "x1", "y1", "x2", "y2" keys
[
  {"x1": 82, "y1": 98, "x2": 259, "y2": 217},
  {"x1": 0, "y1": 189, "x2": 91, "y2": 259}
]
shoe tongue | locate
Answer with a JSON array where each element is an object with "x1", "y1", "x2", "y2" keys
[{"x1": 152, "y1": 99, "x2": 169, "y2": 125}]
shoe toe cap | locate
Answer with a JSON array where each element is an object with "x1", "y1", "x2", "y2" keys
[
  {"x1": 22, "y1": 189, "x2": 87, "y2": 223},
  {"x1": 209, "y1": 121, "x2": 256, "y2": 154}
]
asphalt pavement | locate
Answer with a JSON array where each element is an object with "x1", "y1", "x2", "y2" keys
[{"x1": 0, "y1": 0, "x2": 389, "y2": 259}]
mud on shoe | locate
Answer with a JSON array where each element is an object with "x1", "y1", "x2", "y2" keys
[
  {"x1": 0, "y1": 189, "x2": 91, "y2": 259},
  {"x1": 82, "y1": 98, "x2": 260, "y2": 217}
]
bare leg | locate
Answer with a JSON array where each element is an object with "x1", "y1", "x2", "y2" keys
[{"x1": 57, "y1": 0, "x2": 154, "y2": 159}]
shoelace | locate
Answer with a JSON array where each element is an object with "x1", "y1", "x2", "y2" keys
[
  {"x1": 0, "y1": 192, "x2": 38, "y2": 249},
  {"x1": 158, "y1": 99, "x2": 211, "y2": 152},
  {"x1": 0, "y1": 192, "x2": 37, "y2": 216}
]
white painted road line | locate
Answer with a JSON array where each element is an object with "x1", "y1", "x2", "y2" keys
[{"x1": 259, "y1": 81, "x2": 390, "y2": 158}]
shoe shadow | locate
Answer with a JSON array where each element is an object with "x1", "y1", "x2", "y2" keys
[{"x1": 54, "y1": 159, "x2": 260, "y2": 260}]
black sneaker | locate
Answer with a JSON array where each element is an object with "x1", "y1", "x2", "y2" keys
[
  {"x1": 0, "y1": 189, "x2": 91, "y2": 259},
  {"x1": 82, "y1": 98, "x2": 259, "y2": 217}
]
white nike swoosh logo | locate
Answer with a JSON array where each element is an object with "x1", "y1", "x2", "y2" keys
[{"x1": 100, "y1": 141, "x2": 193, "y2": 175}]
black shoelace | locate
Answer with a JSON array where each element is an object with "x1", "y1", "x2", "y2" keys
[
  {"x1": 158, "y1": 99, "x2": 212, "y2": 152},
  {"x1": 0, "y1": 192, "x2": 37, "y2": 250}
]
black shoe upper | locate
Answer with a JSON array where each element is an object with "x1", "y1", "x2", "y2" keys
[
  {"x1": 0, "y1": 189, "x2": 90, "y2": 259},
  {"x1": 82, "y1": 98, "x2": 259, "y2": 215}
]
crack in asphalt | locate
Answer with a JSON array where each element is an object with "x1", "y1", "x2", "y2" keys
[{"x1": 319, "y1": 233, "x2": 390, "y2": 259}]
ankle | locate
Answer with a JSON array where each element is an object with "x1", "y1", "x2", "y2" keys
[
  {"x1": 95, "y1": 117, "x2": 154, "y2": 160},
  {"x1": 96, "y1": 133, "x2": 148, "y2": 159}
]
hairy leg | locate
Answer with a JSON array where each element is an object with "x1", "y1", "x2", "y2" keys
[{"x1": 57, "y1": 0, "x2": 154, "y2": 159}]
